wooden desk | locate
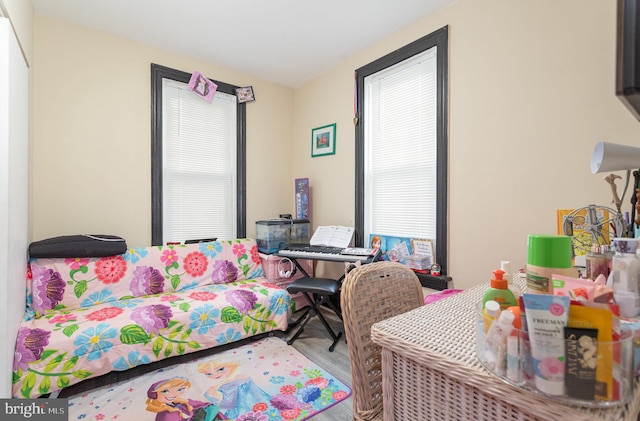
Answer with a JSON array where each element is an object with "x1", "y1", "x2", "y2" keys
[{"x1": 371, "y1": 281, "x2": 640, "y2": 421}]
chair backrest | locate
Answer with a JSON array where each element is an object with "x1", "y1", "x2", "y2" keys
[{"x1": 340, "y1": 261, "x2": 424, "y2": 421}]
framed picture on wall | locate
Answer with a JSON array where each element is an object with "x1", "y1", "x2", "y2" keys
[
  {"x1": 311, "y1": 123, "x2": 336, "y2": 157},
  {"x1": 235, "y1": 86, "x2": 255, "y2": 103},
  {"x1": 187, "y1": 71, "x2": 217, "y2": 103}
]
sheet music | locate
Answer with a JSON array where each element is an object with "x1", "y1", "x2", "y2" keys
[{"x1": 309, "y1": 225, "x2": 354, "y2": 248}]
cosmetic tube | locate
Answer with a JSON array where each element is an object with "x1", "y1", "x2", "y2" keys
[
  {"x1": 523, "y1": 293, "x2": 571, "y2": 396},
  {"x1": 506, "y1": 335, "x2": 521, "y2": 382}
]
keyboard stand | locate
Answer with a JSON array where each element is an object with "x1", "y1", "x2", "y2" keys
[{"x1": 275, "y1": 247, "x2": 381, "y2": 350}]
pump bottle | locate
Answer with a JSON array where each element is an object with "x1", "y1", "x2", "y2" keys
[
  {"x1": 482, "y1": 269, "x2": 518, "y2": 310},
  {"x1": 500, "y1": 260, "x2": 522, "y2": 298}
]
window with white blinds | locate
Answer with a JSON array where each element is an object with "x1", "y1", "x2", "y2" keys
[
  {"x1": 364, "y1": 47, "x2": 437, "y2": 240},
  {"x1": 161, "y1": 79, "x2": 237, "y2": 242},
  {"x1": 355, "y1": 26, "x2": 448, "y2": 274}
]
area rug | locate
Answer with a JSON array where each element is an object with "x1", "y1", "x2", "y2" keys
[{"x1": 67, "y1": 337, "x2": 351, "y2": 421}]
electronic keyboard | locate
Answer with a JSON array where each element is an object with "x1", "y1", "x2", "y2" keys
[{"x1": 278, "y1": 245, "x2": 379, "y2": 263}]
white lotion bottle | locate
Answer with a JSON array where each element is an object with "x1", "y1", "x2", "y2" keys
[
  {"x1": 485, "y1": 310, "x2": 515, "y2": 374},
  {"x1": 501, "y1": 260, "x2": 522, "y2": 298}
]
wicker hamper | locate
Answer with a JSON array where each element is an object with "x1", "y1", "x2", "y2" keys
[{"x1": 371, "y1": 279, "x2": 640, "y2": 421}]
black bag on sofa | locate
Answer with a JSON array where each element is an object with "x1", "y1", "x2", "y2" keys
[{"x1": 29, "y1": 234, "x2": 128, "y2": 258}]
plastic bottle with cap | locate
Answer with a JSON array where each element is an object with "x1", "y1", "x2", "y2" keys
[
  {"x1": 482, "y1": 300, "x2": 501, "y2": 333},
  {"x1": 500, "y1": 260, "x2": 522, "y2": 298},
  {"x1": 586, "y1": 243, "x2": 609, "y2": 280},
  {"x1": 526, "y1": 235, "x2": 578, "y2": 294},
  {"x1": 611, "y1": 237, "x2": 640, "y2": 318},
  {"x1": 485, "y1": 309, "x2": 516, "y2": 375},
  {"x1": 482, "y1": 269, "x2": 518, "y2": 310}
]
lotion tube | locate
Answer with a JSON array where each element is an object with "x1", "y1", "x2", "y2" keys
[
  {"x1": 506, "y1": 335, "x2": 521, "y2": 382},
  {"x1": 522, "y1": 293, "x2": 571, "y2": 396}
]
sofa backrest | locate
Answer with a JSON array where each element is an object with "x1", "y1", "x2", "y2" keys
[{"x1": 26, "y1": 238, "x2": 265, "y2": 318}]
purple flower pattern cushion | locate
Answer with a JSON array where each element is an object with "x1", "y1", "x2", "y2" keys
[
  {"x1": 211, "y1": 260, "x2": 239, "y2": 284},
  {"x1": 30, "y1": 265, "x2": 65, "y2": 314},
  {"x1": 130, "y1": 304, "x2": 173, "y2": 334},
  {"x1": 130, "y1": 266, "x2": 165, "y2": 296},
  {"x1": 13, "y1": 327, "x2": 51, "y2": 372},
  {"x1": 26, "y1": 239, "x2": 264, "y2": 317},
  {"x1": 225, "y1": 289, "x2": 258, "y2": 313}
]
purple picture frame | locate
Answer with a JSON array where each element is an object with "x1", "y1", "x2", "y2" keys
[{"x1": 187, "y1": 71, "x2": 217, "y2": 103}]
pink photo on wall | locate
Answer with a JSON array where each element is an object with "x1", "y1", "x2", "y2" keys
[{"x1": 188, "y1": 71, "x2": 217, "y2": 103}]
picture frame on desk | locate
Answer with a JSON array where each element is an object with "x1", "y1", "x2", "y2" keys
[
  {"x1": 369, "y1": 234, "x2": 411, "y2": 262},
  {"x1": 311, "y1": 123, "x2": 336, "y2": 157},
  {"x1": 411, "y1": 238, "x2": 435, "y2": 263}
]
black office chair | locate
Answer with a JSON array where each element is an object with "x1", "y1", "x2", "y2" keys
[{"x1": 285, "y1": 277, "x2": 343, "y2": 352}]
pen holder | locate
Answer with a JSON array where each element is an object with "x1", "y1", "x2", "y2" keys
[{"x1": 475, "y1": 302, "x2": 635, "y2": 407}]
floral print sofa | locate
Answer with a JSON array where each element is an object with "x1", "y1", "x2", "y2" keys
[{"x1": 12, "y1": 238, "x2": 291, "y2": 399}]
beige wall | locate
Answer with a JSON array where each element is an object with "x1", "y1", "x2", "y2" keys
[
  {"x1": 293, "y1": 0, "x2": 640, "y2": 287},
  {"x1": 31, "y1": 0, "x2": 640, "y2": 290},
  {"x1": 32, "y1": 16, "x2": 295, "y2": 246}
]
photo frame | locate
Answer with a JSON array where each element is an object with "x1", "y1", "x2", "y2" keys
[
  {"x1": 235, "y1": 86, "x2": 255, "y2": 103},
  {"x1": 311, "y1": 123, "x2": 336, "y2": 157},
  {"x1": 411, "y1": 238, "x2": 435, "y2": 263},
  {"x1": 187, "y1": 71, "x2": 217, "y2": 103}
]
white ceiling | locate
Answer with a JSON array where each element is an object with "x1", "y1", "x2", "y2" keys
[{"x1": 31, "y1": 0, "x2": 454, "y2": 88}]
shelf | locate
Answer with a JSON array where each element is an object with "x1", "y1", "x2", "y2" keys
[{"x1": 415, "y1": 272, "x2": 452, "y2": 291}]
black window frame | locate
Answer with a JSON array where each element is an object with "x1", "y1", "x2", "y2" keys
[
  {"x1": 150, "y1": 63, "x2": 247, "y2": 245},
  {"x1": 354, "y1": 26, "x2": 449, "y2": 275}
]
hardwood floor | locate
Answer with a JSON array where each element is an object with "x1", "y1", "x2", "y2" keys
[{"x1": 286, "y1": 308, "x2": 353, "y2": 421}]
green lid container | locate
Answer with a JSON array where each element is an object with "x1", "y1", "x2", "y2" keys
[{"x1": 527, "y1": 235, "x2": 573, "y2": 268}]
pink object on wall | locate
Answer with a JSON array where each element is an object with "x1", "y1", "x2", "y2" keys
[{"x1": 188, "y1": 71, "x2": 217, "y2": 103}]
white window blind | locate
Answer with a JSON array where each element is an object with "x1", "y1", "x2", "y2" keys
[
  {"x1": 162, "y1": 79, "x2": 237, "y2": 242},
  {"x1": 364, "y1": 47, "x2": 437, "y2": 242}
]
